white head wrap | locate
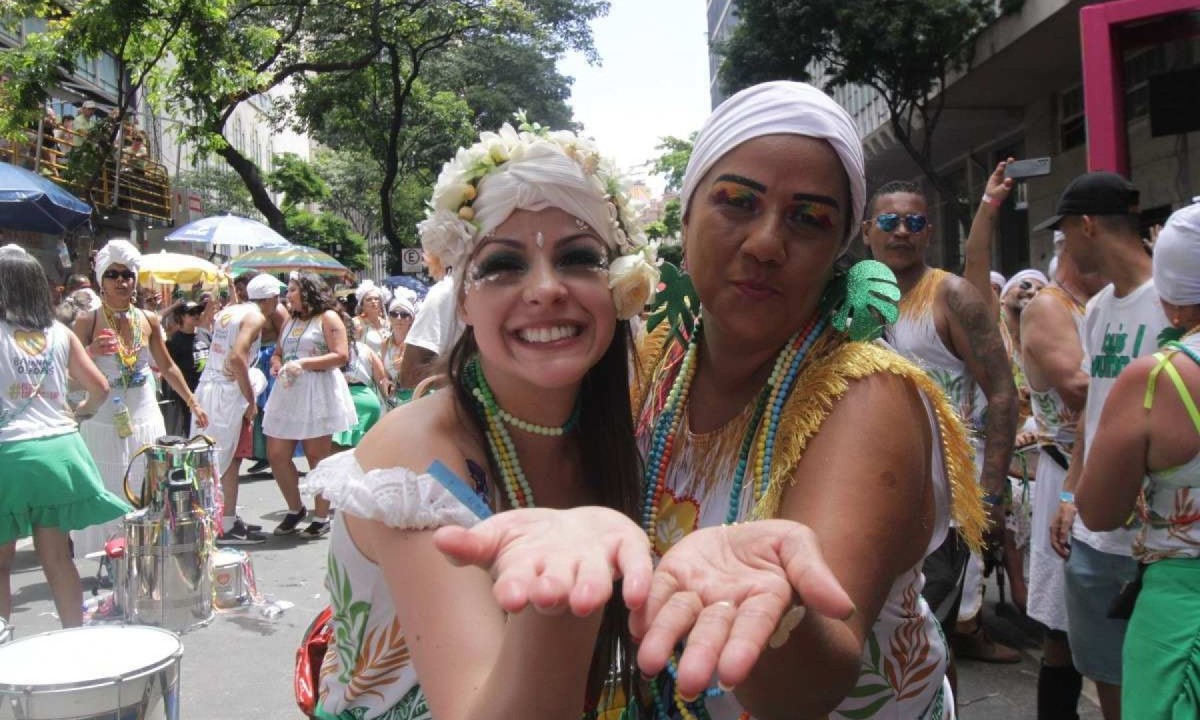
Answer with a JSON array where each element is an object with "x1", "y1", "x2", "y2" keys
[
  {"x1": 94, "y1": 238, "x2": 141, "y2": 279},
  {"x1": 1001, "y1": 269, "x2": 1048, "y2": 299},
  {"x1": 1153, "y1": 202, "x2": 1200, "y2": 306},
  {"x1": 388, "y1": 295, "x2": 416, "y2": 317},
  {"x1": 0, "y1": 243, "x2": 27, "y2": 255},
  {"x1": 354, "y1": 279, "x2": 391, "y2": 306},
  {"x1": 989, "y1": 271, "x2": 1006, "y2": 290},
  {"x1": 1047, "y1": 256, "x2": 1060, "y2": 281},
  {"x1": 680, "y1": 81, "x2": 866, "y2": 252},
  {"x1": 246, "y1": 274, "x2": 283, "y2": 300}
]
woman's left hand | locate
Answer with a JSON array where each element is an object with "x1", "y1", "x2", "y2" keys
[
  {"x1": 433, "y1": 507, "x2": 652, "y2": 618},
  {"x1": 191, "y1": 404, "x2": 209, "y2": 429},
  {"x1": 630, "y1": 520, "x2": 853, "y2": 699}
]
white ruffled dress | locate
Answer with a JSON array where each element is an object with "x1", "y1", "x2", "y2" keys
[
  {"x1": 262, "y1": 317, "x2": 356, "y2": 440},
  {"x1": 300, "y1": 450, "x2": 481, "y2": 719}
]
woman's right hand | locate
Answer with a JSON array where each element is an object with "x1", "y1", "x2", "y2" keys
[
  {"x1": 433, "y1": 507, "x2": 652, "y2": 618},
  {"x1": 90, "y1": 328, "x2": 118, "y2": 356},
  {"x1": 269, "y1": 355, "x2": 282, "y2": 377}
]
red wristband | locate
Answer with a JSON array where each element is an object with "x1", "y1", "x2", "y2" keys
[{"x1": 982, "y1": 192, "x2": 1003, "y2": 209}]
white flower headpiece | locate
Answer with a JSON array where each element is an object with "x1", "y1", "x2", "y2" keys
[{"x1": 417, "y1": 114, "x2": 659, "y2": 320}]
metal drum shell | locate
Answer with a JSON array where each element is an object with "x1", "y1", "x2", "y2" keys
[
  {"x1": 122, "y1": 515, "x2": 213, "y2": 633},
  {"x1": 0, "y1": 626, "x2": 182, "y2": 720}
]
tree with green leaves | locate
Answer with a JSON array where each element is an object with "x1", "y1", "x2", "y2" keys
[
  {"x1": 718, "y1": 0, "x2": 1023, "y2": 264},
  {"x1": 645, "y1": 133, "x2": 693, "y2": 244},
  {"x1": 173, "y1": 165, "x2": 258, "y2": 217}
]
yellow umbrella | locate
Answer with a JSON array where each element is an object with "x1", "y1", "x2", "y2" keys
[{"x1": 138, "y1": 251, "x2": 225, "y2": 285}]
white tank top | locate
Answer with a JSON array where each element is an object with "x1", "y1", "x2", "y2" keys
[
  {"x1": 885, "y1": 269, "x2": 985, "y2": 434},
  {"x1": 199, "y1": 303, "x2": 262, "y2": 384},
  {"x1": 280, "y1": 316, "x2": 327, "y2": 362},
  {"x1": 0, "y1": 321, "x2": 76, "y2": 442}
]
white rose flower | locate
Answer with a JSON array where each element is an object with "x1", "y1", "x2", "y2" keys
[
  {"x1": 418, "y1": 209, "x2": 475, "y2": 269},
  {"x1": 608, "y1": 251, "x2": 660, "y2": 320}
]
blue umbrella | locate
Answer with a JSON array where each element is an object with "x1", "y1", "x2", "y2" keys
[
  {"x1": 383, "y1": 274, "x2": 430, "y2": 300},
  {"x1": 0, "y1": 161, "x2": 91, "y2": 234},
  {"x1": 165, "y1": 214, "x2": 289, "y2": 248}
]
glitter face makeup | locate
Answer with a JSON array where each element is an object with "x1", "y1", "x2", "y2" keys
[
  {"x1": 710, "y1": 180, "x2": 761, "y2": 211},
  {"x1": 789, "y1": 200, "x2": 836, "y2": 231}
]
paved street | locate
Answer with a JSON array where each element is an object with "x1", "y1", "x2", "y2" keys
[{"x1": 5, "y1": 460, "x2": 1102, "y2": 719}]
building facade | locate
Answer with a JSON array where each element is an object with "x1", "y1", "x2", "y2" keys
[{"x1": 705, "y1": 0, "x2": 1200, "y2": 275}]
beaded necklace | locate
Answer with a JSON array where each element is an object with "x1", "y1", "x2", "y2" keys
[
  {"x1": 465, "y1": 358, "x2": 580, "y2": 508},
  {"x1": 101, "y1": 303, "x2": 144, "y2": 382},
  {"x1": 640, "y1": 312, "x2": 828, "y2": 720}
]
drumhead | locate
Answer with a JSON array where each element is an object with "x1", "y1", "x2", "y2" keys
[
  {"x1": 213, "y1": 548, "x2": 247, "y2": 566},
  {"x1": 0, "y1": 626, "x2": 181, "y2": 687}
]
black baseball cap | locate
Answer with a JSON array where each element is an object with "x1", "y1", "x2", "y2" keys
[{"x1": 1033, "y1": 171, "x2": 1140, "y2": 232}]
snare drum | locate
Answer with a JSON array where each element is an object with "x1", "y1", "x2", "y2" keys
[{"x1": 0, "y1": 626, "x2": 182, "y2": 720}]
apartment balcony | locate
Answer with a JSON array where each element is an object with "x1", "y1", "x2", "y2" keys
[{"x1": 0, "y1": 128, "x2": 172, "y2": 223}]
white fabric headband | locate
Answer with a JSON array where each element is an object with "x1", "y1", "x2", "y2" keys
[
  {"x1": 1001, "y1": 269, "x2": 1047, "y2": 299},
  {"x1": 680, "y1": 80, "x2": 866, "y2": 252},
  {"x1": 990, "y1": 271, "x2": 1006, "y2": 288},
  {"x1": 94, "y1": 239, "x2": 141, "y2": 279},
  {"x1": 1153, "y1": 202, "x2": 1200, "y2": 306},
  {"x1": 354, "y1": 279, "x2": 391, "y2": 306}
]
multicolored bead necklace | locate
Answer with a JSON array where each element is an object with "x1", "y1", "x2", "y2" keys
[
  {"x1": 642, "y1": 313, "x2": 828, "y2": 547},
  {"x1": 101, "y1": 303, "x2": 144, "y2": 383},
  {"x1": 641, "y1": 312, "x2": 827, "y2": 719},
  {"x1": 466, "y1": 358, "x2": 580, "y2": 508}
]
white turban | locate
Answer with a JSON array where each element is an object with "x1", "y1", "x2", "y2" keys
[
  {"x1": 0, "y1": 243, "x2": 27, "y2": 255},
  {"x1": 680, "y1": 81, "x2": 866, "y2": 252},
  {"x1": 388, "y1": 295, "x2": 416, "y2": 317},
  {"x1": 471, "y1": 141, "x2": 614, "y2": 252},
  {"x1": 95, "y1": 238, "x2": 141, "y2": 279},
  {"x1": 990, "y1": 271, "x2": 1006, "y2": 289},
  {"x1": 1047, "y1": 256, "x2": 1060, "y2": 281},
  {"x1": 1001, "y1": 269, "x2": 1048, "y2": 299},
  {"x1": 1153, "y1": 202, "x2": 1200, "y2": 306},
  {"x1": 246, "y1": 274, "x2": 283, "y2": 300},
  {"x1": 354, "y1": 279, "x2": 391, "y2": 306}
]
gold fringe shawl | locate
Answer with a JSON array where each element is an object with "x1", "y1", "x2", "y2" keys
[
  {"x1": 748, "y1": 339, "x2": 987, "y2": 553},
  {"x1": 634, "y1": 323, "x2": 987, "y2": 554},
  {"x1": 899, "y1": 268, "x2": 947, "y2": 320}
]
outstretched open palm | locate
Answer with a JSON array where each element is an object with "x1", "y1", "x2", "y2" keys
[
  {"x1": 631, "y1": 520, "x2": 853, "y2": 699},
  {"x1": 434, "y1": 507, "x2": 652, "y2": 618}
]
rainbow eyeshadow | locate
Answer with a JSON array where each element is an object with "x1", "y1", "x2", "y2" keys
[
  {"x1": 710, "y1": 181, "x2": 760, "y2": 209},
  {"x1": 790, "y1": 201, "x2": 836, "y2": 231}
]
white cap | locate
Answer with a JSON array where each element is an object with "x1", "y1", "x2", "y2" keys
[{"x1": 246, "y1": 274, "x2": 283, "y2": 300}]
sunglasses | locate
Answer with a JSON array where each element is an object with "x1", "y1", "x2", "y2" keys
[
  {"x1": 875, "y1": 213, "x2": 928, "y2": 233},
  {"x1": 1019, "y1": 280, "x2": 1036, "y2": 291},
  {"x1": 102, "y1": 269, "x2": 137, "y2": 281},
  {"x1": 388, "y1": 310, "x2": 413, "y2": 320}
]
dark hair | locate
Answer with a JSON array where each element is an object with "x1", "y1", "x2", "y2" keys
[
  {"x1": 289, "y1": 272, "x2": 336, "y2": 320},
  {"x1": 868, "y1": 180, "x2": 926, "y2": 216},
  {"x1": 1094, "y1": 213, "x2": 1142, "y2": 239},
  {"x1": 66, "y1": 273, "x2": 90, "y2": 291},
  {"x1": 0, "y1": 250, "x2": 54, "y2": 330},
  {"x1": 446, "y1": 320, "x2": 643, "y2": 705}
]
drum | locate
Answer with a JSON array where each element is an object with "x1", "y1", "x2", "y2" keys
[
  {"x1": 0, "y1": 626, "x2": 182, "y2": 719},
  {"x1": 123, "y1": 512, "x2": 213, "y2": 632},
  {"x1": 212, "y1": 549, "x2": 256, "y2": 609}
]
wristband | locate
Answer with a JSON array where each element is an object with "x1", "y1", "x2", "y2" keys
[
  {"x1": 983, "y1": 492, "x2": 1005, "y2": 507},
  {"x1": 1060, "y1": 491, "x2": 1075, "y2": 503},
  {"x1": 982, "y1": 192, "x2": 1004, "y2": 209}
]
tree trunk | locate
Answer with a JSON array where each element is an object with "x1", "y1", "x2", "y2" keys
[{"x1": 215, "y1": 144, "x2": 287, "y2": 233}]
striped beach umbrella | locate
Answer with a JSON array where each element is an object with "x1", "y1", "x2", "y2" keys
[{"x1": 228, "y1": 243, "x2": 349, "y2": 277}]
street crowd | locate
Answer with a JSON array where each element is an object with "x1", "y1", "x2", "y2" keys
[{"x1": 2, "y1": 80, "x2": 1199, "y2": 720}]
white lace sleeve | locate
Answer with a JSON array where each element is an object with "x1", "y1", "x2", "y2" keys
[{"x1": 300, "y1": 450, "x2": 481, "y2": 529}]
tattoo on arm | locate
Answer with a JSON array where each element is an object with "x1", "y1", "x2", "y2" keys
[{"x1": 947, "y1": 281, "x2": 1018, "y2": 495}]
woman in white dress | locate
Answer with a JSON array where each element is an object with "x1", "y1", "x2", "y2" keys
[
  {"x1": 379, "y1": 294, "x2": 415, "y2": 406},
  {"x1": 263, "y1": 272, "x2": 355, "y2": 538},
  {"x1": 351, "y1": 280, "x2": 390, "y2": 357},
  {"x1": 72, "y1": 239, "x2": 208, "y2": 560}
]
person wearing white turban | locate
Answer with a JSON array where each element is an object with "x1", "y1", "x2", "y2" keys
[
  {"x1": 627, "y1": 81, "x2": 988, "y2": 718},
  {"x1": 72, "y1": 238, "x2": 209, "y2": 560},
  {"x1": 379, "y1": 294, "x2": 416, "y2": 405},
  {"x1": 990, "y1": 271, "x2": 1007, "y2": 299},
  {"x1": 351, "y1": 279, "x2": 392, "y2": 356},
  {"x1": 1074, "y1": 200, "x2": 1200, "y2": 717}
]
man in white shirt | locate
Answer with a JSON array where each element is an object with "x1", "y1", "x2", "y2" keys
[
  {"x1": 1044, "y1": 171, "x2": 1168, "y2": 720},
  {"x1": 399, "y1": 252, "x2": 463, "y2": 389}
]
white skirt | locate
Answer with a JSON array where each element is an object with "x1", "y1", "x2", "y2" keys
[
  {"x1": 75, "y1": 379, "x2": 166, "y2": 558},
  {"x1": 1028, "y1": 448, "x2": 1070, "y2": 631},
  {"x1": 262, "y1": 368, "x2": 356, "y2": 440}
]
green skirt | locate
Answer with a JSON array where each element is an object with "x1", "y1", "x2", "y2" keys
[
  {"x1": 1124, "y1": 558, "x2": 1200, "y2": 719},
  {"x1": 0, "y1": 431, "x2": 132, "y2": 545},
  {"x1": 333, "y1": 384, "x2": 382, "y2": 448}
]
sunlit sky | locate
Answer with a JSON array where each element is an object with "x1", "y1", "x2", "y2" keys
[{"x1": 558, "y1": 0, "x2": 712, "y2": 195}]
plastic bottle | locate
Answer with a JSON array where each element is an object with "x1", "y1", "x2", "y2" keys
[{"x1": 112, "y1": 396, "x2": 133, "y2": 439}]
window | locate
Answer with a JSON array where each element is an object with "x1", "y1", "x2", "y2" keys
[
  {"x1": 1058, "y1": 85, "x2": 1085, "y2": 152},
  {"x1": 1124, "y1": 45, "x2": 1168, "y2": 120}
]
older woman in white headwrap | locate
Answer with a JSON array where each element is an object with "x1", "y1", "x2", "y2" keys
[
  {"x1": 379, "y1": 292, "x2": 416, "y2": 406},
  {"x1": 351, "y1": 279, "x2": 391, "y2": 356},
  {"x1": 71, "y1": 239, "x2": 209, "y2": 560},
  {"x1": 1076, "y1": 202, "x2": 1200, "y2": 718},
  {"x1": 623, "y1": 81, "x2": 987, "y2": 718}
]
